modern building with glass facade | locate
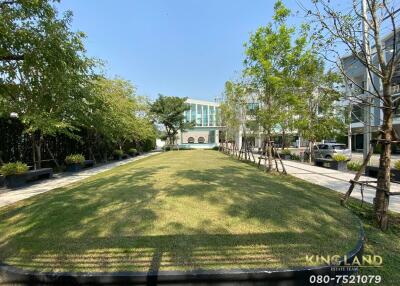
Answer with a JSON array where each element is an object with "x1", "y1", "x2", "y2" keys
[{"x1": 177, "y1": 98, "x2": 222, "y2": 149}]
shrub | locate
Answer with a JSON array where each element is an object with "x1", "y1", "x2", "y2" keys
[
  {"x1": 332, "y1": 154, "x2": 348, "y2": 162},
  {"x1": 291, "y1": 154, "x2": 301, "y2": 161},
  {"x1": 281, "y1": 149, "x2": 291, "y2": 155},
  {"x1": 142, "y1": 138, "x2": 156, "y2": 152},
  {"x1": 162, "y1": 146, "x2": 171, "y2": 151},
  {"x1": 347, "y1": 161, "x2": 362, "y2": 172},
  {"x1": 128, "y1": 148, "x2": 138, "y2": 156},
  {"x1": 65, "y1": 154, "x2": 85, "y2": 165},
  {"x1": 0, "y1": 162, "x2": 29, "y2": 176},
  {"x1": 212, "y1": 146, "x2": 219, "y2": 151},
  {"x1": 394, "y1": 160, "x2": 400, "y2": 170},
  {"x1": 113, "y1": 149, "x2": 124, "y2": 157}
]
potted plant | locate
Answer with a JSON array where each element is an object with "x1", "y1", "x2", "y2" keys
[
  {"x1": 65, "y1": 154, "x2": 85, "y2": 172},
  {"x1": 113, "y1": 149, "x2": 124, "y2": 160},
  {"x1": 347, "y1": 161, "x2": 362, "y2": 172},
  {"x1": 1, "y1": 162, "x2": 29, "y2": 188},
  {"x1": 128, "y1": 148, "x2": 138, "y2": 157},
  {"x1": 280, "y1": 149, "x2": 292, "y2": 160},
  {"x1": 332, "y1": 154, "x2": 348, "y2": 171}
]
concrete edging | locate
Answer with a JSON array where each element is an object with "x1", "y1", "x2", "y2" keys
[{"x1": 0, "y1": 222, "x2": 365, "y2": 285}]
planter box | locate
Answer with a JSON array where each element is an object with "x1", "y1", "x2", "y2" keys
[
  {"x1": 315, "y1": 158, "x2": 348, "y2": 171},
  {"x1": 83, "y1": 160, "x2": 95, "y2": 168},
  {"x1": 66, "y1": 163, "x2": 82, "y2": 172},
  {"x1": 5, "y1": 168, "x2": 53, "y2": 189},
  {"x1": 0, "y1": 175, "x2": 4, "y2": 188},
  {"x1": 5, "y1": 174, "x2": 26, "y2": 188},
  {"x1": 334, "y1": 161, "x2": 348, "y2": 172},
  {"x1": 365, "y1": 166, "x2": 400, "y2": 183}
]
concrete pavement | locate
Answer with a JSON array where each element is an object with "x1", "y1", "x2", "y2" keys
[
  {"x1": 277, "y1": 159, "x2": 400, "y2": 213},
  {"x1": 0, "y1": 152, "x2": 159, "y2": 208}
]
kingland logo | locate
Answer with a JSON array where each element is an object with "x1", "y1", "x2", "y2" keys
[{"x1": 306, "y1": 255, "x2": 383, "y2": 267}]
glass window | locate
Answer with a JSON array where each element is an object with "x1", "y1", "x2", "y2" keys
[
  {"x1": 333, "y1": 145, "x2": 347, "y2": 150},
  {"x1": 209, "y1": 106, "x2": 215, "y2": 126},
  {"x1": 198, "y1": 136, "x2": 205, "y2": 144},
  {"x1": 190, "y1": 104, "x2": 196, "y2": 123},
  {"x1": 209, "y1": 130, "x2": 215, "y2": 143},
  {"x1": 215, "y1": 107, "x2": 220, "y2": 126},
  {"x1": 203, "y1": 105, "x2": 208, "y2": 126},
  {"x1": 246, "y1": 103, "x2": 259, "y2": 115},
  {"x1": 196, "y1": 104, "x2": 202, "y2": 126},
  {"x1": 188, "y1": 137, "x2": 194, "y2": 144},
  {"x1": 351, "y1": 104, "x2": 363, "y2": 123},
  {"x1": 184, "y1": 104, "x2": 191, "y2": 123}
]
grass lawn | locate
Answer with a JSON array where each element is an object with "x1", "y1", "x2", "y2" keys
[{"x1": 0, "y1": 150, "x2": 360, "y2": 273}]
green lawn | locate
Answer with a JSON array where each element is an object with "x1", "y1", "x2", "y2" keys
[{"x1": 0, "y1": 150, "x2": 360, "y2": 272}]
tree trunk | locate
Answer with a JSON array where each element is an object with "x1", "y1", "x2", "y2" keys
[
  {"x1": 34, "y1": 131, "x2": 42, "y2": 169},
  {"x1": 35, "y1": 142, "x2": 41, "y2": 169},
  {"x1": 308, "y1": 140, "x2": 313, "y2": 164},
  {"x1": 281, "y1": 129, "x2": 285, "y2": 151},
  {"x1": 375, "y1": 86, "x2": 392, "y2": 230},
  {"x1": 267, "y1": 133, "x2": 273, "y2": 171},
  {"x1": 32, "y1": 136, "x2": 36, "y2": 170}
]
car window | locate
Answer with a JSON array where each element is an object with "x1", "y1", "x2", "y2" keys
[{"x1": 333, "y1": 145, "x2": 346, "y2": 150}]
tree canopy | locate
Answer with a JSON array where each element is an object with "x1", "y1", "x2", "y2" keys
[{"x1": 150, "y1": 95, "x2": 192, "y2": 146}]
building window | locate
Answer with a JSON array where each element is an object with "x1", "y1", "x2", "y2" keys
[
  {"x1": 209, "y1": 130, "x2": 215, "y2": 143},
  {"x1": 188, "y1": 137, "x2": 194, "y2": 144},
  {"x1": 351, "y1": 104, "x2": 363, "y2": 123},
  {"x1": 203, "y1": 105, "x2": 208, "y2": 126},
  {"x1": 184, "y1": 104, "x2": 191, "y2": 123},
  {"x1": 209, "y1": 106, "x2": 215, "y2": 126},
  {"x1": 196, "y1": 104, "x2": 202, "y2": 126},
  {"x1": 215, "y1": 107, "x2": 220, "y2": 126},
  {"x1": 190, "y1": 104, "x2": 196, "y2": 123},
  {"x1": 246, "y1": 103, "x2": 259, "y2": 115},
  {"x1": 198, "y1": 136, "x2": 205, "y2": 144}
]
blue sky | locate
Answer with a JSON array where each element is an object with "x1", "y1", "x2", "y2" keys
[{"x1": 57, "y1": 0, "x2": 306, "y2": 102}]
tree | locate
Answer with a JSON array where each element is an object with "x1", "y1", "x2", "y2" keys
[
  {"x1": 1, "y1": 0, "x2": 97, "y2": 168},
  {"x1": 220, "y1": 80, "x2": 253, "y2": 156},
  {"x1": 243, "y1": 0, "x2": 313, "y2": 171},
  {"x1": 296, "y1": 59, "x2": 346, "y2": 162},
  {"x1": 150, "y1": 95, "x2": 192, "y2": 147},
  {"x1": 87, "y1": 77, "x2": 156, "y2": 160},
  {"x1": 306, "y1": 0, "x2": 400, "y2": 230}
]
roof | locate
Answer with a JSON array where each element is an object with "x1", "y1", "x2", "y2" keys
[{"x1": 186, "y1": 98, "x2": 220, "y2": 106}]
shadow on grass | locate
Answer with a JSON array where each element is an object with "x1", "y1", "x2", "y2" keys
[{"x1": 3, "y1": 232, "x2": 317, "y2": 272}]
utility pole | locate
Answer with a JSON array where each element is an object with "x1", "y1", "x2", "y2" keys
[{"x1": 362, "y1": 0, "x2": 372, "y2": 162}]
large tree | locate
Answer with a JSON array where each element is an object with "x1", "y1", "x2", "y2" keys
[
  {"x1": 306, "y1": 0, "x2": 400, "y2": 230},
  {"x1": 243, "y1": 0, "x2": 315, "y2": 170},
  {"x1": 0, "y1": 0, "x2": 96, "y2": 168},
  {"x1": 150, "y1": 95, "x2": 192, "y2": 147}
]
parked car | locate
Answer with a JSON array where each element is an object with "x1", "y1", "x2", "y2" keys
[{"x1": 305, "y1": 143, "x2": 352, "y2": 160}]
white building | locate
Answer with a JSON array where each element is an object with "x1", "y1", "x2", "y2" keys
[{"x1": 177, "y1": 98, "x2": 223, "y2": 149}]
